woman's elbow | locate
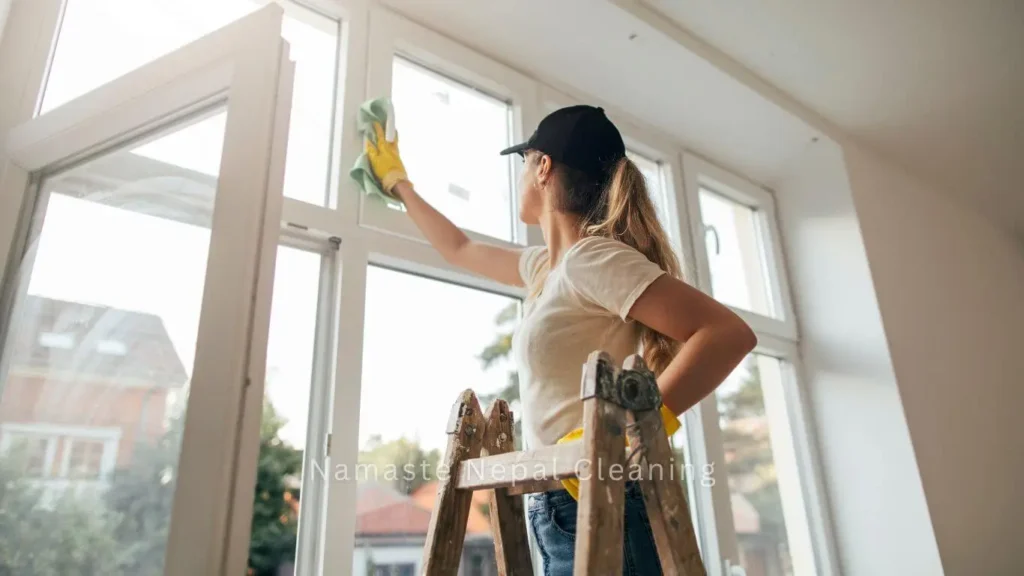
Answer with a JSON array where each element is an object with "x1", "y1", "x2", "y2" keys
[
  {"x1": 733, "y1": 315, "x2": 757, "y2": 352},
  {"x1": 727, "y1": 316, "x2": 758, "y2": 356}
]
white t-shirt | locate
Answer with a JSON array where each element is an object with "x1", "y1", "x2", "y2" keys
[{"x1": 512, "y1": 236, "x2": 666, "y2": 448}]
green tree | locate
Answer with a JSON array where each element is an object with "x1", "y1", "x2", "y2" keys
[
  {"x1": 477, "y1": 302, "x2": 524, "y2": 448},
  {"x1": 0, "y1": 451, "x2": 122, "y2": 575},
  {"x1": 0, "y1": 397, "x2": 305, "y2": 576},
  {"x1": 358, "y1": 435, "x2": 441, "y2": 495},
  {"x1": 477, "y1": 302, "x2": 518, "y2": 374},
  {"x1": 247, "y1": 400, "x2": 303, "y2": 576},
  {"x1": 717, "y1": 361, "x2": 786, "y2": 530},
  {"x1": 104, "y1": 410, "x2": 184, "y2": 576}
]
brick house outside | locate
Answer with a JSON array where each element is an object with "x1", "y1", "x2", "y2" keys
[
  {"x1": 352, "y1": 481, "x2": 497, "y2": 576},
  {"x1": 0, "y1": 295, "x2": 187, "y2": 502}
]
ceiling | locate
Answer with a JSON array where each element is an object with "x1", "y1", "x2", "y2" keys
[
  {"x1": 642, "y1": 0, "x2": 1024, "y2": 239},
  {"x1": 384, "y1": 0, "x2": 1023, "y2": 239},
  {"x1": 383, "y1": 0, "x2": 820, "y2": 189}
]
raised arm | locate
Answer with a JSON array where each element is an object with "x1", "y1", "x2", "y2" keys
[
  {"x1": 391, "y1": 181, "x2": 523, "y2": 287},
  {"x1": 366, "y1": 123, "x2": 523, "y2": 287}
]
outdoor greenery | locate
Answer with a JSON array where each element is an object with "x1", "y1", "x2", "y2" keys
[
  {"x1": 248, "y1": 401, "x2": 303, "y2": 576},
  {"x1": 717, "y1": 359, "x2": 791, "y2": 572},
  {"x1": 0, "y1": 399, "x2": 303, "y2": 576},
  {"x1": 358, "y1": 434, "x2": 442, "y2": 495},
  {"x1": 476, "y1": 302, "x2": 523, "y2": 449}
]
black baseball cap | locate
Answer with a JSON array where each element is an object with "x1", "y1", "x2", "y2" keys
[{"x1": 500, "y1": 105, "x2": 625, "y2": 183}]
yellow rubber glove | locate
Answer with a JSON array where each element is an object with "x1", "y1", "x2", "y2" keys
[
  {"x1": 558, "y1": 404, "x2": 681, "y2": 500},
  {"x1": 364, "y1": 122, "x2": 409, "y2": 196}
]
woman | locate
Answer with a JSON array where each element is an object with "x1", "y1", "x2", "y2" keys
[{"x1": 366, "y1": 105, "x2": 756, "y2": 575}]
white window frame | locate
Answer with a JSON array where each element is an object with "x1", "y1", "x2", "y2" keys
[
  {"x1": 681, "y1": 153, "x2": 837, "y2": 576},
  {"x1": 359, "y1": 6, "x2": 541, "y2": 249},
  {"x1": 0, "y1": 424, "x2": 121, "y2": 501},
  {"x1": 0, "y1": 6, "x2": 294, "y2": 575},
  {"x1": 0, "y1": 423, "x2": 62, "y2": 476},
  {"x1": 682, "y1": 152, "x2": 798, "y2": 341}
]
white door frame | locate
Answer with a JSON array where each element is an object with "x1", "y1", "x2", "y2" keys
[{"x1": 0, "y1": 6, "x2": 294, "y2": 575}]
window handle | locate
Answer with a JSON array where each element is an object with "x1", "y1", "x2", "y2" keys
[{"x1": 704, "y1": 224, "x2": 721, "y2": 256}]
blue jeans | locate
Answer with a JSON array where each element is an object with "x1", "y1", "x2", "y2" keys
[{"x1": 528, "y1": 482, "x2": 663, "y2": 575}]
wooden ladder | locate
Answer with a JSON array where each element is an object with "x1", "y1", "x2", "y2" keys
[{"x1": 420, "y1": 350, "x2": 707, "y2": 576}]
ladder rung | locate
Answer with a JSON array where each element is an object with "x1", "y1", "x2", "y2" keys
[
  {"x1": 505, "y1": 478, "x2": 564, "y2": 496},
  {"x1": 455, "y1": 441, "x2": 583, "y2": 491}
]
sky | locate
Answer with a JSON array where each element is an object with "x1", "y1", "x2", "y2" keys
[{"x1": 9, "y1": 0, "x2": 769, "y2": 470}]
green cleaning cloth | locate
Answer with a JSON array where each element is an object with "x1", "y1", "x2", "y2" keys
[{"x1": 350, "y1": 96, "x2": 403, "y2": 209}]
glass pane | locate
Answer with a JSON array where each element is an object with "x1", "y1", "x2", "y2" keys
[
  {"x1": 627, "y1": 150, "x2": 672, "y2": 236},
  {"x1": 247, "y1": 246, "x2": 321, "y2": 574},
  {"x1": 280, "y1": 6, "x2": 340, "y2": 206},
  {"x1": 0, "y1": 111, "x2": 225, "y2": 574},
  {"x1": 354, "y1": 267, "x2": 518, "y2": 574},
  {"x1": 716, "y1": 355, "x2": 816, "y2": 576},
  {"x1": 392, "y1": 57, "x2": 514, "y2": 241},
  {"x1": 41, "y1": 0, "x2": 340, "y2": 206},
  {"x1": 699, "y1": 188, "x2": 775, "y2": 317}
]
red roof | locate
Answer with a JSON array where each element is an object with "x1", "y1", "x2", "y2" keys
[
  {"x1": 354, "y1": 482, "x2": 494, "y2": 537},
  {"x1": 411, "y1": 481, "x2": 491, "y2": 535},
  {"x1": 7, "y1": 295, "x2": 187, "y2": 386},
  {"x1": 356, "y1": 483, "x2": 433, "y2": 536},
  {"x1": 357, "y1": 500, "x2": 433, "y2": 536}
]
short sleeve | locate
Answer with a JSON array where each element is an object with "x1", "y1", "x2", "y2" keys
[
  {"x1": 563, "y1": 237, "x2": 665, "y2": 319},
  {"x1": 518, "y1": 245, "x2": 549, "y2": 290}
]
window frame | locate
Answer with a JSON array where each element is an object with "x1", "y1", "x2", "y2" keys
[
  {"x1": 682, "y1": 152, "x2": 798, "y2": 341},
  {"x1": 0, "y1": 2, "x2": 838, "y2": 575},
  {"x1": 681, "y1": 152, "x2": 836, "y2": 576},
  {"x1": 0, "y1": 5, "x2": 295, "y2": 574},
  {"x1": 359, "y1": 6, "x2": 541, "y2": 248}
]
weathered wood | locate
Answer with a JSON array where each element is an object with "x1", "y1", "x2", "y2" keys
[
  {"x1": 482, "y1": 400, "x2": 533, "y2": 576},
  {"x1": 623, "y1": 355, "x2": 706, "y2": 576},
  {"x1": 456, "y1": 441, "x2": 583, "y2": 490},
  {"x1": 420, "y1": 389, "x2": 486, "y2": 576},
  {"x1": 421, "y1": 353, "x2": 703, "y2": 576},
  {"x1": 505, "y1": 478, "x2": 565, "y2": 496},
  {"x1": 573, "y1": 351, "x2": 627, "y2": 576}
]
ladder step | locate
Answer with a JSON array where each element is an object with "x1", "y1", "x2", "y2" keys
[
  {"x1": 506, "y1": 478, "x2": 564, "y2": 496},
  {"x1": 455, "y1": 441, "x2": 583, "y2": 491}
]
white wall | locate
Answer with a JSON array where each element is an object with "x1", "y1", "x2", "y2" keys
[
  {"x1": 845, "y1": 144, "x2": 1024, "y2": 576},
  {"x1": 773, "y1": 139, "x2": 944, "y2": 576}
]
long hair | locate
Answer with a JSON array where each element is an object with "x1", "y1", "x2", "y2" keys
[{"x1": 549, "y1": 156, "x2": 683, "y2": 375}]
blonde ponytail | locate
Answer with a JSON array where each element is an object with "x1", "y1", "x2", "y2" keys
[{"x1": 584, "y1": 157, "x2": 682, "y2": 375}]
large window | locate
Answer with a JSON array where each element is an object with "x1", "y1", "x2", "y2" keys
[
  {"x1": 42, "y1": 0, "x2": 341, "y2": 206},
  {"x1": 716, "y1": 354, "x2": 816, "y2": 576},
  {"x1": 390, "y1": 57, "x2": 515, "y2": 241},
  {"x1": 698, "y1": 189, "x2": 775, "y2": 318},
  {"x1": 685, "y1": 153, "x2": 793, "y2": 330},
  {"x1": 0, "y1": 112, "x2": 224, "y2": 573},
  {"x1": 682, "y1": 153, "x2": 817, "y2": 575},
  {"x1": 0, "y1": 3, "x2": 833, "y2": 574},
  {"x1": 353, "y1": 267, "x2": 517, "y2": 575}
]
